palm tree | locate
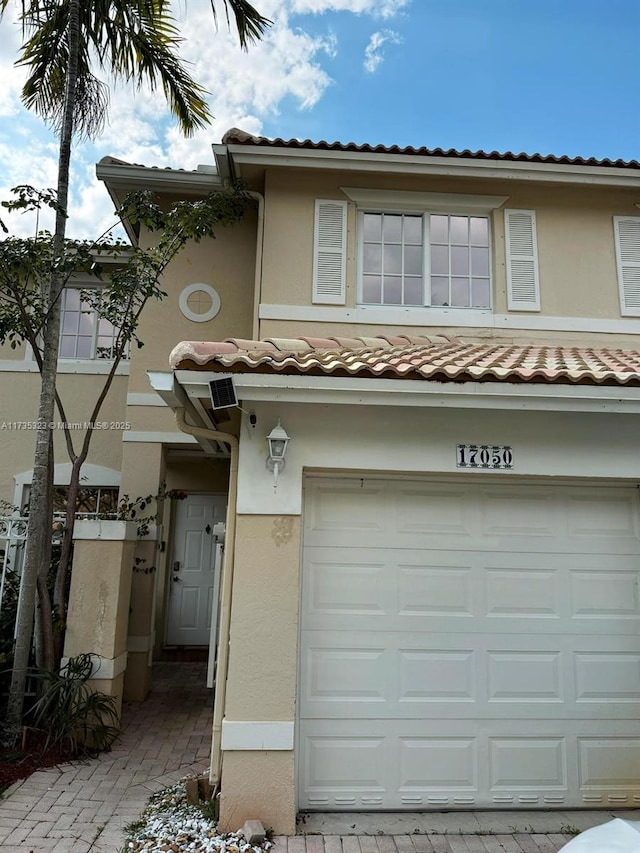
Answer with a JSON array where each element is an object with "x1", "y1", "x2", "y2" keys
[{"x1": 0, "y1": 0, "x2": 270, "y2": 735}]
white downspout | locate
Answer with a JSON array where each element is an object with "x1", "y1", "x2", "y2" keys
[
  {"x1": 175, "y1": 407, "x2": 238, "y2": 789},
  {"x1": 247, "y1": 190, "x2": 264, "y2": 340}
]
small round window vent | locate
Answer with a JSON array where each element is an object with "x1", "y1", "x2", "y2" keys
[{"x1": 179, "y1": 283, "x2": 221, "y2": 323}]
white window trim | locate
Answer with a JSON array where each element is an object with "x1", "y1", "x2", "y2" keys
[
  {"x1": 341, "y1": 187, "x2": 509, "y2": 214},
  {"x1": 0, "y1": 357, "x2": 130, "y2": 376},
  {"x1": 354, "y1": 205, "x2": 495, "y2": 311},
  {"x1": 13, "y1": 463, "x2": 120, "y2": 512},
  {"x1": 258, "y1": 302, "x2": 640, "y2": 336}
]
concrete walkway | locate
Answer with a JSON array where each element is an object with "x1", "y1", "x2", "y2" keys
[{"x1": 0, "y1": 662, "x2": 634, "y2": 852}]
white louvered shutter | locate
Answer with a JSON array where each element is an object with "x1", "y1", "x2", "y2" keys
[
  {"x1": 312, "y1": 199, "x2": 347, "y2": 304},
  {"x1": 614, "y1": 217, "x2": 640, "y2": 316},
  {"x1": 504, "y1": 209, "x2": 540, "y2": 311}
]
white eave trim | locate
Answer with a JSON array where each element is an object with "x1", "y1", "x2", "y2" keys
[
  {"x1": 227, "y1": 145, "x2": 640, "y2": 188},
  {"x1": 172, "y1": 370, "x2": 640, "y2": 415},
  {"x1": 96, "y1": 160, "x2": 223, "y2": 195}
]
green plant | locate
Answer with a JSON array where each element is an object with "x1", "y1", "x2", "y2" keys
[
  {"x1": 116, "y1": 485, "x2": 187, "y2": 537},
  {"x1": 27, "y1": 653, "x2": 120, "y2": 755}
]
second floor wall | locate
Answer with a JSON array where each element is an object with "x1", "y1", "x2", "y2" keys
[{"x1": 256, "y1": 166, "x2": 640, "y2": 345}]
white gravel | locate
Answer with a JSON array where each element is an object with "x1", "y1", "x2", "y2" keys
[{"x1": 124, "y1": 779, "x2": 274, "y2": 853}]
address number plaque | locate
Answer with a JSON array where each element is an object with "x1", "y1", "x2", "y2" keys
[{"x1": 456, "y1": 444, "x2": 513, "y2": 469}]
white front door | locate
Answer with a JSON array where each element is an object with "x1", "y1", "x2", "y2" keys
[{"x1": 166, "y1": 494, "x2": 226, "y2": 646}]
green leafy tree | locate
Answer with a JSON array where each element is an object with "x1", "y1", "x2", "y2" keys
[
  {"x1": 0, "y1": 0, "x2": 269, "y2": 736},
  {"x1": 0, "y1": 183, "x2": 253, "y2": 710}
]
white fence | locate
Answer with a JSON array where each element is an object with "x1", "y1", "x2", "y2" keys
[{"x1": 0, "y1": 515, "x2": 28, "y2": 621}]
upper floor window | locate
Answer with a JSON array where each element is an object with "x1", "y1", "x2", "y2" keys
[
  {"x1": 360, "y1": 211, "x2": 491, "y2": 309},
  {"x1": 59, "y1": 288, "x2": 129, "y2": 360}
]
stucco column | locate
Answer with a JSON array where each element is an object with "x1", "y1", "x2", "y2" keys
[
  {"x1": 63, "y1": 520, "x2": 138, "y2": 717},
  {"x1": 218, "y1": 514, "x2": 301, "y2": 835},
  {"x1": 124, "y1": 525, "x2": 162, "y2": 701},
  {"x1": 119, "y1": 441, "x2": 166, "y2": 695}
]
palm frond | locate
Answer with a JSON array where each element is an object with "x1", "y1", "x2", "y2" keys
[{"x1": 209, "y1": 0, "x2": 271, "y2": 50}]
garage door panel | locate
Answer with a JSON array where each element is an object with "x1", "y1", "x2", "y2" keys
[
  {"x1": 299, "y1": 478, "x2": 640, "y2": 810},
  {"x1": 304, "y1": 550, "x2": 638, "y2": 633},
  {"x1": 570, "y1": 569, "x2": 639, "y2": 619},
  {"x1": 300, "y1": 721, "x2": 640, "y2": 809},
  {"x1": 574, "y1": 652, "x2": 640, "y2": 702},
  {"x1": 305, "y1": 555, "x2": 389, "y2": 617},
  {"x1": 302, "y1": 632, "x2": 637, "y2": 720},
  {"x1": 489, "y1": 737, "x2": 567, "y2": 789}
]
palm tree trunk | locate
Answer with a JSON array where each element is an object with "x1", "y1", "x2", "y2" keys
[{"x1": 6, "y1": 0, "x2": 81, "y2": 734}]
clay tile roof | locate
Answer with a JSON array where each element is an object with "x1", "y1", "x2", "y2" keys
[
  {"x1": 169, "y1": 337, "x2": 640, "y2": 388},
  {"x1": 221, "y1": 128, "x2": 640, "y2": 171}
]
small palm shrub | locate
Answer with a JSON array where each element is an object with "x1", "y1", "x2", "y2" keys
[{"x1": 28, "y1": 653, "x2": 121, "y2": 755}]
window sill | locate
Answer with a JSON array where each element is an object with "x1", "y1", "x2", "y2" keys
[{"x1": 0, "y1": 359, "x2": 130, "y2": 375}]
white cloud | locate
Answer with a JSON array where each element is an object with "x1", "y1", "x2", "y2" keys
[
  {"x1": 0, "y1": 0, "x2": 407, "y2": 238},
  {"x1": 290, "y1": 0, "x2": 409, "y2": 17},
  {"x1": 363, "y1": 28, "x2": 402, "y2": 73}
]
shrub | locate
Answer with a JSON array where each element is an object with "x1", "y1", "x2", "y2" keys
[{"x1": 27, "y1": 653, "x2": 121, "y2": 755}]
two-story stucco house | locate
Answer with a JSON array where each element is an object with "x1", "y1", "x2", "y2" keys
[{"x1": 2, "y1": 129, "x2": 640, "y2": 833}]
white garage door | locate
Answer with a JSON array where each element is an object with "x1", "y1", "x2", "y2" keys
[{"x1": 299, "y1": 478, "x2": 640, "y2": 810}]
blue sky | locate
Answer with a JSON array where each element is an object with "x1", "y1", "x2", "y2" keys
[
  {"x1": 0, "y1": 0, "x2": 638, "y2": 238},
  {"x1": 274, "y1": 0, "x2": 640, "y2": 159}
]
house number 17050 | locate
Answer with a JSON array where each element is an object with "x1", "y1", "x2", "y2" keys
[{"x1": 456, "y1": 444, "x2": 513, "y2": 469}]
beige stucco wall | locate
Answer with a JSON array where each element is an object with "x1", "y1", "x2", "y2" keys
[
  {"x1": 219, "y1": 513, "x2": 301, "y2": 834},
  {"x1": 224, "y1": 514, "x2": 301, "y2": 719},
  {"x1": 126, "y1": 211, "x2": 257, "y2": 394},
  {"x1": 0, "y1": 371, "x2": 127, "y2": 504},
  {"x1": 219, "y1": 751, "x2": 295, "y2": 834},
  {"x1": 258, "y1": 167, "x2": 639, "y2": 344}
]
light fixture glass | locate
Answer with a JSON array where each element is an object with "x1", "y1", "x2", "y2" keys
[{"x1": 266, "y1": 420, "x2": 290, "y2": 490}]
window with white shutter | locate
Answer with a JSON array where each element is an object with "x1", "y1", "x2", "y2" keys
[
  {"x1": 504, "y1": 209, "x2": 540, "y2": 312},
  {"x1": 614, "y1": 216, "x2": 640, "y2": 316},
  {"x1": 312, "y1": 199, "x2": 347, "y2": 304}
]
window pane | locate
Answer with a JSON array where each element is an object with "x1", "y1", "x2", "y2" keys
[
  {"x1": 63, "y1": 311, "x2": 78, "y2": 333},
  {"x1": 472, "y1": 278, "x2": 491, "y2": 308},
  {"x1": 363, "y1": 243, "x2": 382, "y2": 273},
  {"x1": 404, "y1": 245, "x2": 423, "y2": 276},
  {"x1": 383, "y1": 214, "x2": 402, "y2": 242},
  {"x1": 65, "y1": 288, "x2": 80, "y2": 309},
  {"x1": 383, "y1": 276, "x2": 402, "y2": 304},
  {"x1": 471, "y1": 246, "x2": 490, "y2": 276},
  {"x1": 363, "y1": 213, "x2": 381, "y2": 241},
  {"x1": 450, "y1": 216, "x2": 469, "y2": 244},
  {"x1": 77, "y1": 336, "x2": 93, "y2": 358},
  {"x1": 430, "y1": 214, "x2": 448, "y2": 243},
  {"x1": 404, "y1": 278, "x2": 423, "y2": 305},
  {"x1": 451, "y1": 246, "x2": 469, "y2": 276},
  {"x1": 363, "y1": 275, "x2": 382, "y2": 303},
  {"x1": 97, "y1": 337, "x2": 114, "y2": 358},
  {"x1": 98, "y1": 318, "x2": 113, "y2": 335},
  {"x1": 431, "y1": 244, "x2": 449, "y2": 275},
  {"x1": 431, "y1": 276, "x2": 449, "y2": 306},
  {"x1": 78, "y1": 311, "x2": 94, "y2": 335},
  {"x1": 384, "y1": 244, "x2": 402, "y2": 274},
  {"x1": 60, "y1": 336, "x2": 76, "y2": 357},
  {"x1": 451, "y1": 277, "x2": 470, "y2": 307},
  {"x1": 470, "y1": 217, "x2": 489, "y2": 245},
  {"x1": 403, "y1": 216, "x2": 422, "y2": 244}
]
